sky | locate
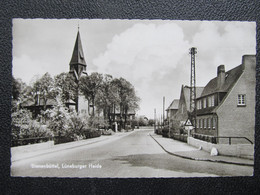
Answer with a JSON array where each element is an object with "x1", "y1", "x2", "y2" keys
[{"x1": 12, "y1": 19, "x2": 256, "y2": 119}]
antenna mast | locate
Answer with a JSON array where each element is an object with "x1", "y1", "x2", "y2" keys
[{"x1": 189, "y1": 47, "x2": 197, "y2": 130}]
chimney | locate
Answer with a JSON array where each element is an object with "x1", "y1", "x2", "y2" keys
[{"x1": 217, "y1": 65, "x2": 225, "y2": 89}]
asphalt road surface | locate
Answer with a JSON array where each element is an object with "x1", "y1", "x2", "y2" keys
[{"x1": 11, "y1": 128, "x2": 253, "y2": 177}]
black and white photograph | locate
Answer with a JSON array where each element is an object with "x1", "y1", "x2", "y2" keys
[{"x1": 11, "y1": 19, "x2": 256, "y2": 178}]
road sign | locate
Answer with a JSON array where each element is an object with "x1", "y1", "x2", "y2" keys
[{"x1": 185, "y1": 119, "x2": 193, "y2": 126}]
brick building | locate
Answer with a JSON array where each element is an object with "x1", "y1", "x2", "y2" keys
[
  {"x1": 195, "y1": 55, "x2": 256, "y2": 144},
  {"x1": 166, "y1": 99, "x2": 179, "y2": 127},
  {"x1": 170, "y1": 85, "x2": 204, "y2": 133}
]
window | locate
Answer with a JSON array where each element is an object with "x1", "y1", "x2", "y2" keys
[
  {"x1": 204, "y1": 119, "x2": 207, "y2": 129},
  {"x1": 212, "y1": 96, "x2": 215, "y2": 106},
  {"x1": 208, "y1": 95, "x2": 215, "y2": 107},
  {"x1": 208, "y1": 97, "x2": 211, "y2": 107},
  {"x1": 197, "y1": 100, "x2": 202, "y2": 110},
  {"x1": 203, "y1": 98, "x2": 207, "y2": 108},
  {"x1": 238, "y1": 94, "x2": 246, "y2": 106},
  {"x1": 200, "y1": 119, "x2": 202, "y2": 129},
  {"x1": 196, "y1": 119, "x2": 199, "y2": 129},
  {"x1": 212, "y1": 118, "x2": 216, "y2": 129},
  {"x1": 208, "y1": 118, "x2": 211, "y2": 130}
]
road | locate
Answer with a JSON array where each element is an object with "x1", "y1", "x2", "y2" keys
[{"x1": 11, "y1": 128, "x2": 253, "y2": 177}]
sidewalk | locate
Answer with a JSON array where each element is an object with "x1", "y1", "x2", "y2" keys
[
  {"x1": 11, "y1": 131, "x2": 135, "y2": 162},
  {"x1": 150, "y1": 133, "x2": 254, "y2": 166}
]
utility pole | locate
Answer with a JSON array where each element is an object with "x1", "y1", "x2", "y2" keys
[
  {"x1": 163, "y1": 96, "x2": 165, "y2": 126},
  {"x1": 154, "y1": 108, "x2": 156, "y2": 133},
  {"x1": 160, "y1": 114, "x2": 162, "y2": 128},
  {"x1": 189, "y1": 47, "x2": 197, "y2": 131}
]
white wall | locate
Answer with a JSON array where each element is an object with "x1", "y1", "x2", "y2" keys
[{"x1": 188, "y1": 137, "x2": 254, "y2": 159}]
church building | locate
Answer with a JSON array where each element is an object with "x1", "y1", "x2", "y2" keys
[
  {"x1": 69, "y1": 30, "x2": 89, "y2": 115},
  {"x1": 21, "y1": 30, "x2": 90, "y2": 117}
]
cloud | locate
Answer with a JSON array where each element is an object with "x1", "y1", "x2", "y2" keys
[
  {"x1": 94, "y1": 22, "x2": 190, "y2": 78},
  {"x1": 93, "y1": 22, "x2": 191, "y2": 117},
  {"x1": 192, "y1": 21, "x2": 256, "y2": 86}
]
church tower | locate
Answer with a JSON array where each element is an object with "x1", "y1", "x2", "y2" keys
[
  {"x1": 69, "y1": 30, "x2": 88, "y2": 112},
  {"x1": 69, "y1": 30, "x2": 87, "y2": 80}
]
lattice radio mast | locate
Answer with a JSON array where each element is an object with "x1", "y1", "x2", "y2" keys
[{"x1": 189, "y1": 47, "x2": 197, "y2": 129}]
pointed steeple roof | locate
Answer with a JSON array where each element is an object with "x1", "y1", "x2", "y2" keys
[{"x1": 69, "y1": 31, "x2": 87, "y2": 66}]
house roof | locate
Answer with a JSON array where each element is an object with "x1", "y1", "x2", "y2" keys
[
  {"x1": 196, "y1": 61, "x2": 247, "y2": 115},
  {"x1": 21, "y1": 98, "x2": 57, "y2": 107},
  {"x1": 21, "y1": 98, "x2": 76, "y2": 107},
  {"x1": 69, "y1": 31, "x2": 87, "y2": 66},
  {"x1": 166, "y1": 99, "x2": 179, "y2": 111},
  {"x1": 113, "y1": 107, "x2": 136, "y2": 115},
  {"x1": 183, "y1": 86, "x2": 204, "y2": 111},
  {"x1": 200, "y1": 64, "x2": 244, "y2": 97}
]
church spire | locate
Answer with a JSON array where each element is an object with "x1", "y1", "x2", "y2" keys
[
  {"x1": 69, "y1": 30, "x2": 87, "y2": 80},
  {"x1": 70, "y1": 30, "x2": 87, "y2": 66}
]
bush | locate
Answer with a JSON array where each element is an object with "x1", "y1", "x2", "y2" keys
[
  {"x1": 162, "y1": 126, "x2": 170, "y2": 137},
  {"x1": 88, "y1": 116, "x2": 109, "y2": 129},
  {"x1": 11, "y1": 108, "x2": 55, "y2": 146},
  {"x1": 68, "y1": 111, "x2": 88, "y2": 136},
  {"x1": 54, "y1": 136, "x2": 74, "y2": 145},
  {"x1": 82, "y1": 129, "x2": 101, "y2": 139},
  {"x1": 155, "y1": 128, "x2": 162, "y2": 135},
  {"x1": 28, "y1": 121, "x2": 53, "y2": 138},
  {"x1": 46, "y1": 97, "x2": 71, "y2": 137},
  {"x1": 11, "y1": 108, "x2": 32, "y2": 139},
  {"x1": 125, "y1": 124, "x2": 133, "y2": 131},
  {"x1": 102, "y1": 129, "x2": 115, "y2": 135},
  {"x1": 172, "y1": 133, "x2": 188, "y2": 143}
]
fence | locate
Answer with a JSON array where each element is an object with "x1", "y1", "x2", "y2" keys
[
  {"x1": 11, "y1": 136, "x2": 52, "y2": 147},
  {"x1": 192, "y1": 133, "x2": 253, "y2": 145}
]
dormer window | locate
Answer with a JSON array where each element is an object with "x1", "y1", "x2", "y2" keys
[
  {"x1": 197, "y1": 100, "x2": 202, "y2": 110},
  {"x1": 208, "y1": 95, "x2": 215, "y2": 107},
  {"x1": 238, "y1": 94, "x2": 246, "y2": 106},
  {"x1": 203, "y1": 98, "x2": 207, "y2": 108}
]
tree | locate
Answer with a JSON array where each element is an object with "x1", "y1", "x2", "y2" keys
[
  {"x1": 12, "y1": 76, "x2": 24, "y2": 101},
  {"x1": 38, "y1": 73, "x2": 54, "y2": 110},
  {"x1": 80, "y1": 73, "x2": 140, "y2": 129},
  {"x1": 148, "y1": 119, "x2": 155, "y2": 126},
  {"x1": 111, "y1": 78, "x2": 140, "y2": 129},
  {"x1": 54, "y1": 72, "x2": 78, "y2": 104},
  {"x1": 46, "y1": 96, "x2": 71, "y2": 137},
  {"x1": 79, "y1": 72, "x2": 103, "y2": 116},
  {"x1": 137, "y1": 116, "x2": 149, "y2": 126},
  {"x1": 12, "y1": 77, "x2": 30, "y2": 111},
  {"x1": 95, "y1": 74, "x2": 120, "y2": 125},
  {"x1": 28, "y1": 73, "x2": 54, "y2": 112}
]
